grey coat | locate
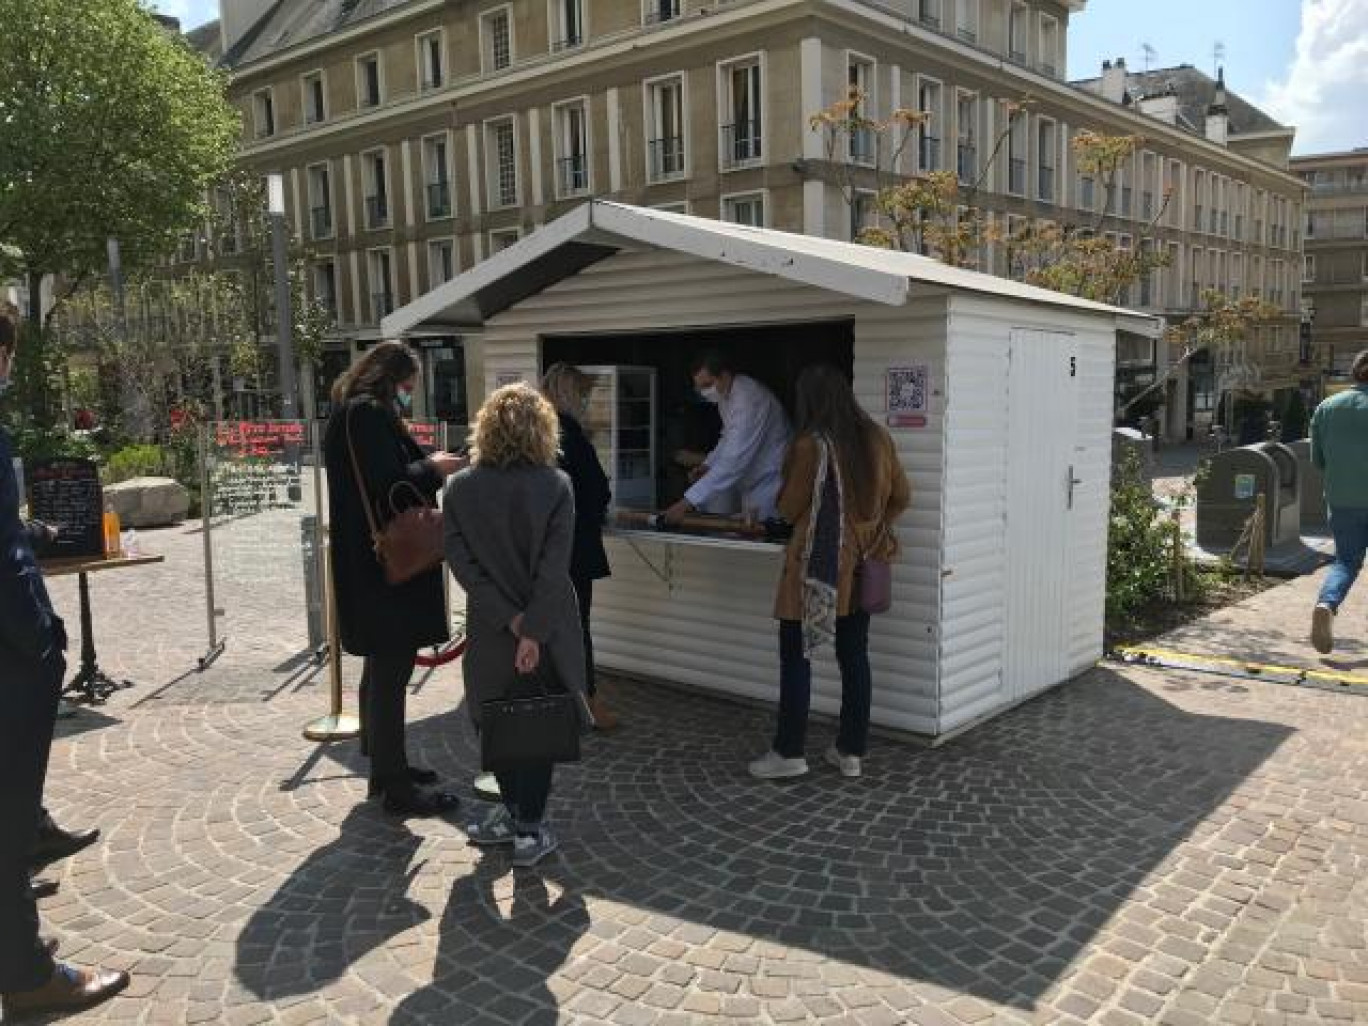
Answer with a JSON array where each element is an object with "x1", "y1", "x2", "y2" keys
[{"x1": 443, "y1": 464, "x2": 587, "y2": 728}]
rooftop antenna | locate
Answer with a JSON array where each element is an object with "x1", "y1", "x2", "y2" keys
[
  {"x1": 1142, "y1": 42, "x2": 1156, "y2": 74},
  {"x1": 1213, "y1": 40, "x2": 1226, "y2": 77}
]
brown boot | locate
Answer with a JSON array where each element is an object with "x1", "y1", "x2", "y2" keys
[
  {"x1": 589, "y1": 693, "x2": 619, "y2": 731},
  {"x1": 2, "y1": 963, "x2": 129, "y2": 1018}
]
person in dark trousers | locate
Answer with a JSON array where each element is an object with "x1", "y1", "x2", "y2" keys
[
  {"x1": 446, "y1": 384, "x2": 590, "y2": 868},
  {"x1": 323, "y1": 342, "x2": 466, "y2": 816},
  {"x1": 749, "y1": 364, "x2": 911, "y2": 782},
  {"x1": 1, "y1": 308, "x2": 129, "y2": 1018},
  {"x1": 1310, "y1": 349, "x2": 1368, "y2": 654},
  {"x1": 542, "y1": 363, "x2": 617, "y2": 730}
]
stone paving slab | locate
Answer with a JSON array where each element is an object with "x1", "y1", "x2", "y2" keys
[{"x1": 18, "y1": 517, "x2": 1368, "y2": 1024}]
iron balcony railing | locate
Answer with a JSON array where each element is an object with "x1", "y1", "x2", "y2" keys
[
  {"x1": 552, "y1": 30, "x2": 584, "y2": 50},
  {"x1": 721, "y1": 122, "x2": 762, "y2": 168},
  {"x1": 365, "y1": 194, "x2": 389, "y2": 228},
  {"x1": 427, "y1": 181, "x2": 451, "y2": 218},
  {"x1": 557, "y1": 155, "x2": 589, "y2": 195},
  {"x1": 648, "y1": 136, "x2": 685, "y2": 180},
  {"x1": 310, "y1": 206, "x2": 332, "y2": 239}
]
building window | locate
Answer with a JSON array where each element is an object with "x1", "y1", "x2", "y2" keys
[
  {"x1": 646, "y1": 75, "x2": 686, "y2": 182},
  {"x1": 367, "y1": 249, "x2": 393, "y2": 320},
  {"x1": 720, "y1": 58, "x2": 763, "y2": 170},
  {"x1": 654, "y1": 201, "x2": 689, "y2": 214},
  {"x1": 252, "y1": 89, "x2": 275, "y2": 138},
  {"x1": 1302, "y1": 255, "x2": 1315, "y2": 283},
  {"x1": 301, "y1": 72, "x2": 326, "y2": 124},
  {"x1": 552, "y1": 0, "x2": 585, "y2": 49},
  {"x1": 918, "y1": 0, "x2": 941, "y2": 28},
  {"x1": 847, "y1": 55, "x2": 876, "y2": 166},
  {"x1": 490, "y1": 228, "x2": 521, "y2": 252},
  {"x1": 722, "y1": 192, "x2": 766, "y2": 227},
  {"x1": 1008, "y1": 1, "x2": 1028, "y2": 65},
  {"x1": 918, "y1": 78, "x2": 942, "y2": 172},
  {"x1": 1079, "y1": 174, "x2": 1096, "y2": 211},
  {"x1": 428, "y1": 240, "x2": 456, "y2": 287},
  {"x1": 955, "y1": 0, "x2": 978, "y2": 42},
  {"x1": 356, "y1": 53, "x2": 382, "y2": 108},
  {"x1": 1038, "y1": 15, "x2": 1059, "y2": 77},
  {"x1": 307, "y1": 163, "x2": 333, "y2": 239},
  {"x1": 363, "y1": 150, "x2": 390, "y2": 228},
  {"x1": 554, "y1": 100, "x2": 591, "y2": 196},
  {"x1": 1362, "y1": 252, "x2": 1368, "y2": 280},
  {"x1": 1007, "y1": 113, "x2": 1026, "y2": 196},
  {"x1": 423, "y1": 134, "x2": 452, "y2": 219},
  {"x1": 481, "y1": 8, "x2": 513, "y2": 72},
  {"x1": 1036, "y1": 118, "x2": 1055, "y2": 203},
  {"x1": 313, "y1": 261, "x2": 338, "y2": 319},
  {"x1": 956, "y1": 92, "x2": 976, "y2": 183},
  {"x1": 1361, "y1": 294, "x2": 1368, "y2": 327},
  {"x1": 644, "y1": 0, "x2": 680, "y2": 25},
  {"x1": 853, "y1": 190, "x2": 878, "y2": 238},
  {"x1": 418, "y1": 31, "x2": 444, "y2": 90},
  {"x1": 486, "y1": 117, "x2": 519, "y2": 208}
]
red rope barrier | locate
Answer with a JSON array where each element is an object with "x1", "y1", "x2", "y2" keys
[{"x1": 414, "y1": 636, "x2": 468, "y2": 668}]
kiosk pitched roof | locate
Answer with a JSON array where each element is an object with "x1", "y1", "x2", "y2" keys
[{"x1": 381, "y1": 202, "x2": 1159, "y2": 338}]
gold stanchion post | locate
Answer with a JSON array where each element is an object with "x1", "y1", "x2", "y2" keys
[{"x1": 304, "y1": 531, "x2": 362, "y2": 742}]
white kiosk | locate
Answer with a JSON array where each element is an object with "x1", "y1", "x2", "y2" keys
[{"x1": 385, "y1": 202, "x2": 1157, "y2": 742}]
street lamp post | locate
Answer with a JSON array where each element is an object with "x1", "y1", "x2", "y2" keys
[{"x1": 266, "y1": 173, "x2": 299, "y2": 420}]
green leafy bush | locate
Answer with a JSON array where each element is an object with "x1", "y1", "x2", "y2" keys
[
  {"x1": 8, "y1": 426, "x2": 100, "y2": 463},
  {"x1": 104, "y1": 443, "x2": 166, "y2": 483},
  {"x1": 1106, "y1": 449, "x2": 1200, "y2": 621}
]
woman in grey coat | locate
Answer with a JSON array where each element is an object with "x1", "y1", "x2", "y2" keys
[{"x1": 444, "y1": 383, "x2": 588, "y2": 868}]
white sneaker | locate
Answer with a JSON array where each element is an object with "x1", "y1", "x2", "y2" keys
[
  {"x1": 747, "y1": 750, "x2": 809, "y2": 780},
  {"x1": 1312, "y1": 603, "x2": 1335, "y2": 654},
  {"x1": 466, "y1": 804, "x2": 516, "y2": 847},
  {"x1": 512, "y1": 825, "x2": 559, "y2": 868},
  {"x1": 824, "y1": 745, "x2": 862, "y2": 778}
]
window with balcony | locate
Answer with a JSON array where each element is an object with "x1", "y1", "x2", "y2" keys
[
  {"x1": 956, "y1": 92, "x2": 977, "y2": 184},
  {"x1": 302, "y1": 72, "x2": 326, "y2": 124},
  {"x1": 847, "y1": 56, "x2": 875, "y2": 166},
  {"x1": 1038, "y1": 15, "x2": 1058, "y2": 77},
  {"x1": 720, "y1": 59, "x2": 763, "y2": 170},
  {"x1": 490, "y1": 228, "x2": 521, "y2": 252},
  {"x1": 357, "y1": 54, "x2": 382, "y2": 108},
  {"x1": 1008, "y1": 1, "x2": 1028, "y2": 65},
  {"x1": 363, "y1": 150, "x2": 390, "y2": 228},
  {"x1": 1007, "y1": 113, "x2": 1026, "y2": 196},
  {"x1": 428, "y1": 239, "x2": 456, "y2": 287},
  {"x1": 423, "y1": 135, "x2": 452, "y2": 219},
  {"x1": 367, "y1": 249, "x2": 393, "y2": 320},
  {"x1": 1036, "y1": 118, "x2": 1056, "y2": 203},
  {"x1": 722, "y1": 192, "x2": 766, "y2": 227},
  {"x1": 955, "y1": 0, "x2": 978, "y2": 42},
  {"x1": 918, "y1": 79, "x2": 942, "y2": 172},
  {"x1": 252, "y1": 89, "x2": 275, "y2": 138},
  {"x1": 644, "y1": 0, "x2": 680, "y2": 25},
  {"x1": 554, "y1": 100, "x2": 590, "y2": 196},
  {"x1": 646, "y1": 75, "x2": 686, "y2": 181},
  {"x1": 313, "y1": 261, "x2": 338, "y2": 319},
  {"x1": 1302, "y1": 255, "x2": 1315, "y2": 284},
  {"x1": 486, "y1": 117, "x2": 519, "y2": 208},
  {"x1": 418, "y1": 31, "x2": 444, "y2": 90},
  {"x1": 481, "y1": 8, "x2": 513, "y2": 72},
  {"x1": 553, "y1": 0, "x2": 585, "y2": 50},
  {"x1": 918, "y1": 0, "x2": 941, "y2": 28},
  {"x1": 307, "y1": 163, "x2": 333, "y2": 239}
]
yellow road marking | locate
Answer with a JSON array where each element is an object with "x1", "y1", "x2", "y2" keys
[{"x1": 1113, "y1": 645, "x2": 1368, "y2": 689}]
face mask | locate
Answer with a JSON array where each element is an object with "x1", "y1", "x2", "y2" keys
[
  {"x1": 698, "y1": 386, "x2": 721, "y2": 404},
  {"x1": 396, "y1": 389, "x2": 413, "y2": 412}
]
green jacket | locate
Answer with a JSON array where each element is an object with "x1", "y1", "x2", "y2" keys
[{"x1": 1311, "y1": 385, "x2": 1368, "y2": 508}]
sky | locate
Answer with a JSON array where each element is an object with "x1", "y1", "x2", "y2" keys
[{"x1": 161, "y1": 0, "x2": 1367, "y2": 156}]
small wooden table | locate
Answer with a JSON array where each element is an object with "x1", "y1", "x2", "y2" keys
[{"x1": 41, "y1": 554, "x2": 165, "y2": 704}]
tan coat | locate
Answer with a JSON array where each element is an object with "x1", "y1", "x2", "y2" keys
[{"x1": 773, "y1": 428, "x2": 912, "y2": 621}]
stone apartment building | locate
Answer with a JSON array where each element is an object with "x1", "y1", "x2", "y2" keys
[
  {"x1": 1292, "y1": 149, "x2": 1368, "y2": 385},
  {"x1": 194, "y1": 0, "x2": 1305, "y2": 436}
]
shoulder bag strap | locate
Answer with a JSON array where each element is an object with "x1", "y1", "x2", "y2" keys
[{"x1": 345, "y1": 402, "x2": 384, "y2": 543}]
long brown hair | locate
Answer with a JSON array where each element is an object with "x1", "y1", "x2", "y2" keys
[
  {"x1": 793, "y1": 364, "x2": 880, "y2": 518},
  {"x1": 331, "y1": 341, "x2": 418, "y2": 406}
]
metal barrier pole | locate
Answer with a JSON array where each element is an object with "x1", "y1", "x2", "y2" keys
[
  {"x1": 303, "y1": 531, "x2": 361, "y2": 742},
  {"x1": 197, "y1": 425, "x2": 225, "y2": 669}
]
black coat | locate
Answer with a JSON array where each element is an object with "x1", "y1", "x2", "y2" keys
[
  {"x1": 557, "y1": 411, "x2": 611, "y2": 582},
  {"x1": 323, "y1": 396, "x2": 447, "y2": 656}
]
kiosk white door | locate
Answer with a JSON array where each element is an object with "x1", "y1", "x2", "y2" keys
[{"x1": 1003, "y1": 329, "x2": 1081, "y2": 702}]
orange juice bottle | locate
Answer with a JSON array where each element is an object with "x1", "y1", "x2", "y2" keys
[{"x1": 103, "y1": 501, "x2": 121, "y2": 557}]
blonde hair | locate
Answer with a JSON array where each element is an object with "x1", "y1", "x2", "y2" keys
[
  {"x1": 471, "y1": 383, "x2": 560, "y2": 468},
  {"x1": 542, "y1": 362, "x2": 593, "y2": 416}
]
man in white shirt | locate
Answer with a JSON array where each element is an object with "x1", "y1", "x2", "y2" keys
[{"x1": 663, "y1": 351, "x2": 790, "y2": 524}]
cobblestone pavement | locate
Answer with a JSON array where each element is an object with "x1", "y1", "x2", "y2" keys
[{"x1": 23, "y1": 517, "x2": 1368, "y2": 1025}]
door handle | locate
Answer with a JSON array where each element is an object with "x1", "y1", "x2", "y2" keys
[{"x1": 1067, "y1": 465, "x2": 1083, "y2": 509}]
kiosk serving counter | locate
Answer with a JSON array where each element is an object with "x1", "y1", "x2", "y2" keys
[{"x1": 384, "y1": 202, "x2": 1157, "y2": 742}]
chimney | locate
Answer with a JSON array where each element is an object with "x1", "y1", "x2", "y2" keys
[
  {"x1": 220, "y1": 0, "x2": 275, "y2": 55},
  {"x1": 1205, "y1": 67, "x2": 1230, "y2": 146},
  {"x1": 1100, "y1": 56, "x2": 1128, "y2": 104},
  {"x1": 1139, "y1": 85, "x2": 1180, "y2": 125}
]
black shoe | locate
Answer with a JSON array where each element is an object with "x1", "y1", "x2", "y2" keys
[
  {"x1": 31, "y1": 878, "x2": 59, "y2": 900},
  {"x1": 31, "y1": 823, "x2": 99, "y2": 871},
  {"x1": 375, "y1": 783, "x2": 460, "y2": 817},
  {"x1": 367, "y1": 767, "x2": 439, "y2": 797}
]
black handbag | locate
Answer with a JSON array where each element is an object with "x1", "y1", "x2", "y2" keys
[{"x1": 479, "y1": 662, "x2": 582, "y2": 772}]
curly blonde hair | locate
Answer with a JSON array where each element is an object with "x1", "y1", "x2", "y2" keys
[{"x1": 471, "y1": 382, "x2": 560, "y2": 468}]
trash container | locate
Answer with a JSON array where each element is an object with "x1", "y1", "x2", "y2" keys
[
  {"x1": 300, "y1": 515, "x2": 325, "y2": 651},
  {"x1": 1196, "y1": 442, "x2": 1300, "y2": 550},
  {"x1": 1286, "y1": 439, "x2": 1327, "y2": 532},
  {"x1": 1255, "y1": 442, "x2": 1301, "y2": 545}
]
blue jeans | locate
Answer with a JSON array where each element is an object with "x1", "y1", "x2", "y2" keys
[
  {"x1": 1319, "y1": 507, "x2": 1368, "y2": 611},
  {"x1": 773, "y1": 613, "x2": 873, "y2": 759}
]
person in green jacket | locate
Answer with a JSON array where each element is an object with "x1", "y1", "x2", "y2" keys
[{"x1": 1310, "y1": 349, "x2": 1368, "y2": 653}]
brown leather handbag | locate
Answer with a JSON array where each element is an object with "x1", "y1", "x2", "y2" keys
[{"x1": 345, "y1": 405, "x2": 444, "y2": 585}]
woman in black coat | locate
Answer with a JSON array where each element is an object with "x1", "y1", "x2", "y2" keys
[
  {"x1": 542, "y1": 363, "x2": 617, "y2": 729},
  {"x1": 323, "y1": 342, "x2": 466, "y2": 815}
]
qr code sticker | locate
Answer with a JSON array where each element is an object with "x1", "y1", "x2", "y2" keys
[{"x1": 888, "y1": 366, "x2": 928, "y2": 415}]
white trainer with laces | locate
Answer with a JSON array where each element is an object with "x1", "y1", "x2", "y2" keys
[
  {"x1": 747, "y1": 750, "x2": 809, "y2": 780},
  {"x1": 466, "y1": 804, "x2": 516, "y2": 847},
  {"x1": 512, "y1": 826, "x2": 559, "y2": 868},
  {"x1": 824, "y1": 745, "x2": 862, "y2": 778}
]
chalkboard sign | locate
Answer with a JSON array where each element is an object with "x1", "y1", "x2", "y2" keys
[{"x1": 26, "y1": 458, "x2": 104, "y2": 559}]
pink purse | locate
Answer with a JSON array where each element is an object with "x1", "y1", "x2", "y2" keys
[{"x1": 857, "y1": 558, "x2": 892, "y2": 615}]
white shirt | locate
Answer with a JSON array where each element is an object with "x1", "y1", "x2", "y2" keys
[{"x1": 685, "y1": 374, "x2": 790, "y2": 519}]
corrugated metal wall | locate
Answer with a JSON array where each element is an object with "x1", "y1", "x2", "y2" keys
[{"x1": 477, "y1": 249, "x2": 949, "y2": 736}]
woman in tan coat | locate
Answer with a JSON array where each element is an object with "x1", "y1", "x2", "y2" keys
[{"x1": 749, "y1": 365, "x2": 911, "y2": 781}]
